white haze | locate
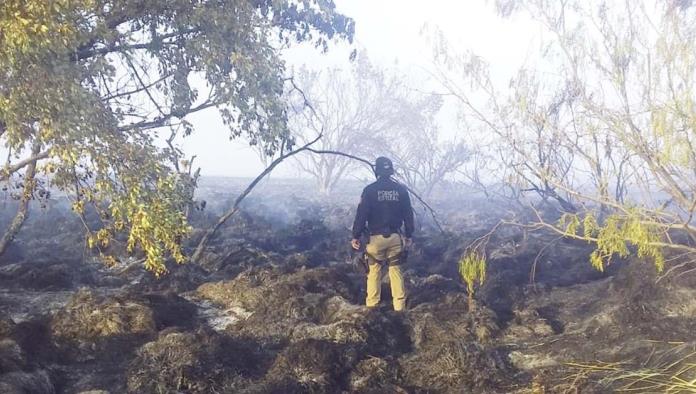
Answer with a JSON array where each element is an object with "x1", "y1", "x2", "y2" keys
[
  {"x1": 0, "y1": 2, "x2": 541, "y2": 181},
  {"x1": 180, "y1": 0, "x2": 542, "y2": 178}
]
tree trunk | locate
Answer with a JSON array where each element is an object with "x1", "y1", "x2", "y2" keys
[{"x1": 0, "y1": 143, "x2": 41, "y2": 258}]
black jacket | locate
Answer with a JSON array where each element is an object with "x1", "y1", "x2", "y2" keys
[{"x1": 352, "y1": 176, "x2": 415, "y2": 239}]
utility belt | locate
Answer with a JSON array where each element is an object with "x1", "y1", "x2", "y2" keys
[
  {"x1": 352, "y1": 248, "x2": 409, "y2": 274},
  {"x1": 365, "y1": 231, "x2": 409, "y2": 268},
  {"x1": 369, "y1": 226, "x2": 401, "y2": 237}
]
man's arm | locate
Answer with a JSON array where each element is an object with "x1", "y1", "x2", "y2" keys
[
  {"x1": 352, "y1": 189, "x2": 369, "y2": 240},
  {"x1": 402, "y1": 188, "x2": 415, "y2": 238}
]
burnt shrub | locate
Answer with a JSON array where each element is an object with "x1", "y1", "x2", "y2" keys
[{"x1": 127, "y1": 329, "x2": 265, "y2": 394}]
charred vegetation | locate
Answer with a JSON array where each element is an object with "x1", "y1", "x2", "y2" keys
[{"x1": 0, "y1": 179, "x2": 694, "y2": 393}]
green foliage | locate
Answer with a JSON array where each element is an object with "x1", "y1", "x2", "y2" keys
[
  {"x1": 558, "y1": 213, "x2": 581, "y2": 236},
  {"x1": 0, "y1": 0, "x2": 353, "y2": 273},
  {"x1": 448, "y1": 0, "x2": 696, "y2": 278},
  {"x1": 582, "y1": 214, "x2": 599, "y2": 239},
  {"x1": 557, "y1": 211, "x2": 665, "y2": 272},
  {"x1": 458, "y1": 251, "x2": 487, "y2": 308}
]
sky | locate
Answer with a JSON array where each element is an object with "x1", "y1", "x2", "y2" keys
[{"x1": 181, "y1": 1, "x2": 542, "y2": 179}]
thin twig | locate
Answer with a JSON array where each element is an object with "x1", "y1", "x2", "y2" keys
[
  {"x1": 530, "y1": 235, "x2": 564, "y2": 287},
  {"x1": 655, "y1": 258, "x2": 696, "y2": 284}
]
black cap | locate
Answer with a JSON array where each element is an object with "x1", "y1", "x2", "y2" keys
[{"x1": 374, "y1": 156, "x2": 394, "y2": 177}]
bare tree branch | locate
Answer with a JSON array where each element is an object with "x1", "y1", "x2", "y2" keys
[
  {"x1": 0, "y1": 142, "x2": 41, "y2": 257},
  {"x1": 191, "y1": 134, "x2": 324, "y2": 262},
  {"x1": 0, "y1": 150, "x2": 50, "y2": 182}
]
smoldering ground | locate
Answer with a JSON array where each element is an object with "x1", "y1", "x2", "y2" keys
[{"x1": 0, "y1": 177, "x2": 695, "y2": 393}]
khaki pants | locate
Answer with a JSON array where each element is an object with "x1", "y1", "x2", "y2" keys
[{"x1": 365, "y1": 234, "x2": 406, "y2": 311}]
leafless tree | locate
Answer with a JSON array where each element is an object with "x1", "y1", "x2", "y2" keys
[
  {"x1": 386, "y1": 96, "x2": 470, "y2": 198},
  {"x1": 427, "y1": 48, "x2": 579, "y2": 211},
  {"x1": 433, "y1": 0, "x2": 696, "y2": 274},
  {"x1": 287, "y1": 55, "x2": 433, "y2": 194}
]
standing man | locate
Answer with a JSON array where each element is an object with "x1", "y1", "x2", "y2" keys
[{"x1": 351, "y1": 157, "x2": 414, "y2": 311}]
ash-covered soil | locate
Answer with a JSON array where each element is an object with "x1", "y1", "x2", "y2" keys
[{"x1": 0, "y1": 178, "x2": 695, "y2": 393}]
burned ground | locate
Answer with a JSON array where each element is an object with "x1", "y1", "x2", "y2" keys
[{"x1": 0, "y1": 179, "x2": 694, "y2": 393}]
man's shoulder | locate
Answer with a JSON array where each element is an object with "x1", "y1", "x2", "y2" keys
[
  {"x1": 396, "y1": 181, "x2": 409, "y2": 192},
  {"x1": 364, "y1": 179, "x2": 408, "y2": 192},
  {"x1": 362, "y1": 181, "x2": 379, "y2": 192},
  {"x1": 388, "y1": 179, "x2": 409, "y2": 194}
]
